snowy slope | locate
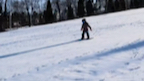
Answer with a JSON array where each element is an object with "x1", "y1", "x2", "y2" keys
[{"x1": 1, "y1": 8, "x2": 144, "y2": 81}]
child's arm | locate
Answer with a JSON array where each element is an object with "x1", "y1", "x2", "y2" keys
[
  {"x1": 81, "y1": 24, "x2": 84, "y2": 31},
  {"x1": 88, "y1": 24, "x2": 92, "y2": 31}
]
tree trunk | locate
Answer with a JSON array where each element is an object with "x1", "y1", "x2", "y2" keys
[
  {"x1": 9, "y1": 12, "x2": 12, "y2": 29},
  {"x1": 26, "y1": 7, "x2": 31, "y2": 27},
  {"x1": 3, "y1": 0, "x2": 7, "y2": 30},
  {"x1": 25, "y1": 0, "x2": 32, "y2": 27},
  {"x1": 105, "y1": 0, "x2": 108, "y2": 13},
  {"x1": 56, "y1": 1, "x2": 61, "y2": 20}
]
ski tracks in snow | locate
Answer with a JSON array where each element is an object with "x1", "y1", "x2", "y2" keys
[{"x1": 7, "y1": 39, "x2": 144, "y2": 81}]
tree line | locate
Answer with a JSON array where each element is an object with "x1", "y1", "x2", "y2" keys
[{"x1": 0, "y1": 0, "x2": 144, "y2": 32}]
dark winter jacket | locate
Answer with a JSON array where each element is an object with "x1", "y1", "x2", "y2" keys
[{"x1": 81, "y1": 22, "x2": 92, "y2": 32}]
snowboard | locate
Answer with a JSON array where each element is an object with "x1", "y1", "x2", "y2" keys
[{"x1": 78, "y1": 37, "x2": 93, "y2": 41}]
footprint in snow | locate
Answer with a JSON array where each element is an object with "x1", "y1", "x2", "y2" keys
[
  {"x1": 75, "y1": 78, "x2": 85, "y2": 81},
  {"x1": 36, "y1": 67, "x2": 39, "y2": 71},
  {"x1": 65, "y1": 58, "x2": 69, "y2": 61},
  {"x1": 89, "y1": 70, "x2": 97, "y2": 75},
  {"x1": 12, "y1": 74, "x2": 17, "y2": 78},
  {"x1": 0, "y1": 78, "x2": 7, "y2": 81},
  {"x1": 92, "y1": 63, "x2": 98, "y2": 66},
  {"x1": 42, "y1": 65, "x2": 47, "y2": 67},
  {"x1": 129, "y1": 66, "x2": 140, "y2": 71},
  {"x1": 125, "y1": 62, "x2": 130, "y2": 65},
  {"x1": 99, "y1": 79, "x2": 105, "y2": 81},
  {"x1": 73, "y1": 70, "x2": 83, "y2": 73}
]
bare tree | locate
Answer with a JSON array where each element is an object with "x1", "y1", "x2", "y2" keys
[
  {"x1": 4, "y1": 0, "x2": 7, "y2": 15},
  {"x1": 96, "y1": 0, "x2": 106, "y2": 13},
  {"x1": 24, "y1": 0, "x2": 33, "y2": 27},
  {"x1": 0, "y1": 3, "x2": 4, "y2": 31},
  {"x1": 56, "y1": 0, "x2": 60, "y2": 15},
  {"x1": 3, "y1": 0, "x2": 8, "y2": 29},
  {"x1": 119, "y1": 0, "x2": 126, "y2": 10}
]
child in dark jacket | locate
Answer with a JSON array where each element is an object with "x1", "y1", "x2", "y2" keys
[{"x1": 81, "y1": 19, "x2": 92, "y2": 40}]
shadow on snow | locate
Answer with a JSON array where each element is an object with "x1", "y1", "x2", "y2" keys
[
  {"x1": 0, "y1": 39, "x2": 82, "y2": 59},
  {"x1": 0, "y1": 39, "x2": 144, "y2": 60},
  {"x1": 77, "y1": 40, "x2": 144, "y2": 61}
]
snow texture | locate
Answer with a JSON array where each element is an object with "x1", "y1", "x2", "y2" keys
[{"x1": 1, "y1": 8, "x2": 144, "y2": 81}]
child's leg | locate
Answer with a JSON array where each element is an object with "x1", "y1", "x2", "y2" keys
[
  {"x1": 86, "y1": 31, "x2": 90, "y2": 39},
  {"x1": 81, "y1": 31, "x2": 85, "y2": 39}
]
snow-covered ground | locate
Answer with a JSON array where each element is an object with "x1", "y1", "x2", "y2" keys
[{"x1": 1, "y1": 8, "x2": 144, "y2": 81}]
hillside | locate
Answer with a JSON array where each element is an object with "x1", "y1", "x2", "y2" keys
[{"x1": 1, "y1": 8, "x2": 144, "y2": 81}]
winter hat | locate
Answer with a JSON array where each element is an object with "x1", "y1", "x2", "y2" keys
[
  {"x1": 82, "y1": 18, "x2": 86, "y2": 22},
  {"x1": 82, "y1": 18, "x2": 86, "y2": 24}
]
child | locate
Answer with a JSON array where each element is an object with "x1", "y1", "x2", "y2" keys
[{"x1": 81, "y1": 19, "x2": 92, "y2": 40}]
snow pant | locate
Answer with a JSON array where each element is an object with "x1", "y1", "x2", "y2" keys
[{"x1": 81, "y1": 31, "x2": 89, "y2": 39}]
